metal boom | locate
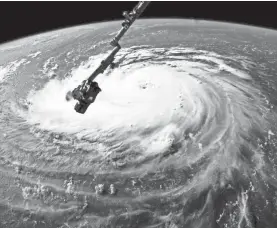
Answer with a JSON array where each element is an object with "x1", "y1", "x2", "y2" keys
[{"x1": 69, "y1": 1, "x2": 150, "y2": 114}]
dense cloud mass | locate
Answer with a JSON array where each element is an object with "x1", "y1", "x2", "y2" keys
[{"x1": 1, "y1": 20, "x2": 277, "y2": 228}]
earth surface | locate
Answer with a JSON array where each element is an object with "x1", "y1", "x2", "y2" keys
[{"x1": 1, "y1": 19, "x2": 277, "y2": 228}]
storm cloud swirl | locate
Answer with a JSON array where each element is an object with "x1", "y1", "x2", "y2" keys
[{"x1": 1, "y1": 46, "x2": 277, "y2": 228}]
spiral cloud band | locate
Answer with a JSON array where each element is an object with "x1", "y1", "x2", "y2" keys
[{"x1": 1, "y1": 44, "x2": 276, "y2": 228}]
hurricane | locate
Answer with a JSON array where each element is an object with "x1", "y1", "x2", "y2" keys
[{"x1": 1, "y1": 21, "x2": 277, "y2": 228}]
